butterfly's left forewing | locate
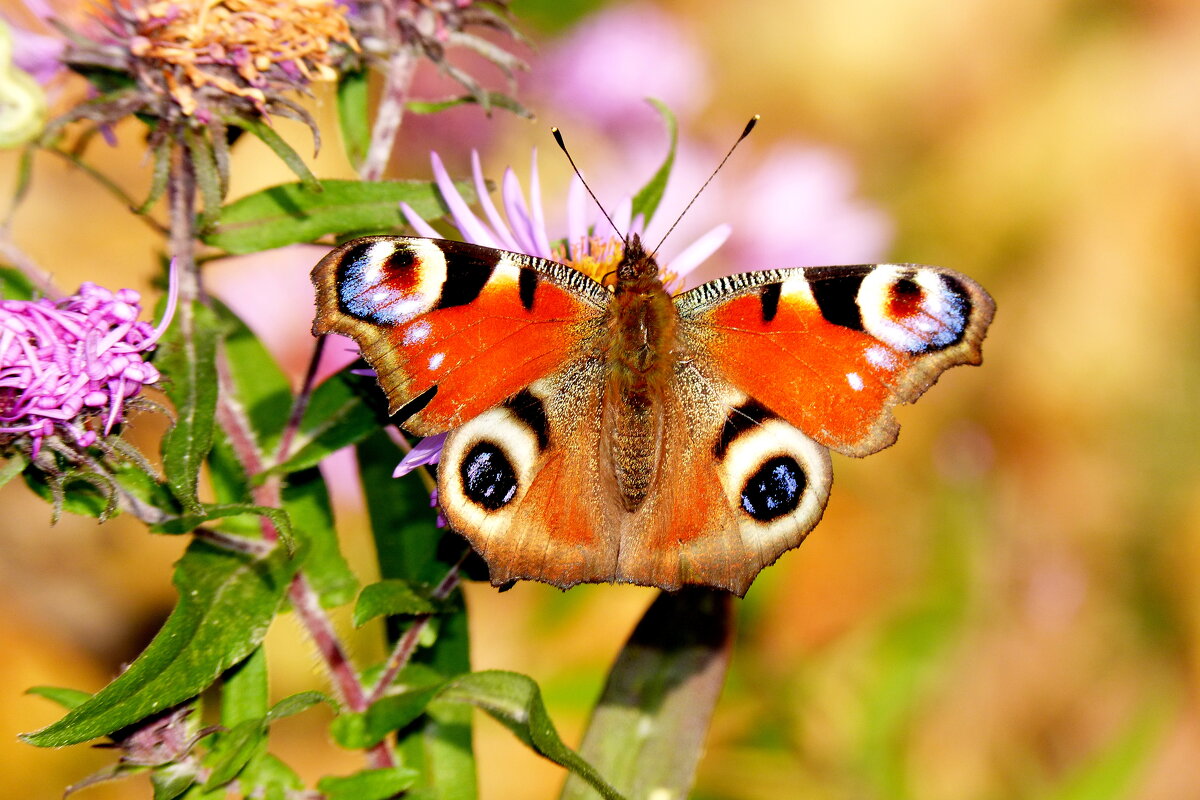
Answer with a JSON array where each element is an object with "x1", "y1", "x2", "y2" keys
[
  {"x1": 312, "y1": 236, "x2": 609, "y2": 435},
  {"x1": 676, "y1": 263, "x2": 994, "y2": 456}
]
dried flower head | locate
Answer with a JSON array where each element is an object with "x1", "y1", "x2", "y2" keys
[
  {"x1": 0, "y1": 271, "x2": 176, "y2": 458},
  {"x1": 43, "y1": 0, "x2": 357, "y2": 135},
  {"x1": 348, "y1": 0, "x2": 525, "y2": 109}
]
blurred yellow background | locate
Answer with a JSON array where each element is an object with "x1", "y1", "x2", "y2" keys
[{"x1": 3, "y1": 0, "x2": 1200, "y2": 798}]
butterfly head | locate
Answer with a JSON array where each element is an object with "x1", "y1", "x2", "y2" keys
[{"x1": 615, "y1": 234, "x2": 664, "y2": 291}]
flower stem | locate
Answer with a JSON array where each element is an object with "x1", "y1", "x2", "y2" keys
[{"x1": 361, "y1": 50, "x2": 417, "y2": 181}]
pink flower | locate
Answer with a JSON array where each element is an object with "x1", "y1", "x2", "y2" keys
[{"x1": 0, "y1": 267, "x2": 177, "y2": 456}]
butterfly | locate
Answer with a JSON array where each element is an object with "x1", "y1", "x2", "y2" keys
[{"x1": 311, "y1": 233, "x2": 994, "y2": 596}]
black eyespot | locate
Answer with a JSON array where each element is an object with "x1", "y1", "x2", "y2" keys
[
  {"x1": 460, "y1": 442, "x2": 518, "y2": 510},
  {"x1": 740, "y1": 456, "x2": 805, "y2": 522}
]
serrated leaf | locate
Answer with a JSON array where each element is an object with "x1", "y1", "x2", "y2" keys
[
  {"x1": 337, "y1": 70, "x2": 370, "y2": 169},
  {"x1": 203, "y1": 179, "x2": 474, "y2": 255},
  {"x1": 0, "y1": 265, "x2": 37, "y2": 299},
  {"x1": 319, "y1": 767, "x2": 421, "y2": 800},
  {"x1": 330, "y1": 683, "x2": 445, "y2": 749},
  {"x1": 265, "y1": 370, "x2": 387, "y2": 478},
  {"x1": 282, "y1": 468, "x2": 358, "y2": 607},
  {"x1": 158, "y1": 300, "x2": 219, "y2": 514},
  {"x1": 629, "y1": 99, "x2": 678, "y2": 228},
  {"x1": 27, "y1": 685, "x2": 92, "y2": 710},
  {"x1": 353, "y1": 580, "x2": 440, "y2": 628},
  {"x1": 560, "y1": 589, "x2": 733, "y2": 800},
  {"x1": 229, "y1": 115, "x2": 319, "y2": 191},
  {"x1": 22, "y1": 539, "x2": 298, "y2": 747},
  {"x1": 266, "y1": 691, "x2": 331, "y2": 723},
  {"x1": 440, "y1": 671, "x2": 625, "y2": 800}
]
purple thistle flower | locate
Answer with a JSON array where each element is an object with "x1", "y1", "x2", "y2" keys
[{"x1": 0, "y1": 265, "x2": 177, "y2": 456}]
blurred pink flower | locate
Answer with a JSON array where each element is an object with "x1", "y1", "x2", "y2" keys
[
  {"x1": 532, "y1": 2, "x2": 710, "y2": 134},
  {"x1": 3, "y1": 0, "x2": 66, "y2": 86}
]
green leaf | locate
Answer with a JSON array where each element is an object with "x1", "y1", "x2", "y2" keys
[
  {"x1": 137, "y1": 140, "x2": 171, "y2": 215},
  {"x1": 203, "y1": 179, "x2": 475, "y2": 255},
  {"x1": 229, "y1": 115, "x2": 320, "y2": 191},
  {"x1": 318, "y1": 767, "x2": 420, "y2": 800},
  {"x1": 239, "y1": 752, "x2": 303, "y2": 800},
  {"x1": 27, "y1": 685, "x2": 92, "y2": 710},
  {"x1": 266, "y1": 691, "x2": 331, "y2": 723},
  {"x1": 266, "y1": 370, "x2": 387, "y2": 478},
  {"x1": 152, "y1": 503, "x2": 294, "y2": 550},
  {"x1": 337, "y1": 70, "x2": 370, "y2": 169},
  {"x1": 22, "y1": 539, "x2": 299, "y2": 747},
  {"x1": 282, "y1": 469, "x2": 358, "y2": 607},
  {"x1": 560, "y1": 589, "x2": 732, "y2": 800},
  {"x1": 210, "y1": 298, "x2": 293, "y2": 453},
  {"x1": 222, "y1": 647, "x2": 268, "y2": 727},
  {"x1": 202, "y1": 717, "x2": 265, "y2": 790},
  {"x1": 629, "y1": 99, "x2": 678, "y2": 228},
  {"x1": 440, "y1": 671, "x2": 625, "y2": 800},
  {"x1": 357, "y1": 430, "x2": 445, "y2": 587},
  {"x1": 353, "y1": 579, "x2": 440, "y2": 628},
  {"x1": 0, "y1": 265, "x2": 37, "y2": 298},
  {"x1": 23, "y1": 466, "x2": 115, "y2": 519},
  {"x1": 407, "y1": 91, "x2": 533, "y2": 119},
  {"x1": 158, "y1": 300, "x2": 219, "y2": 514},
  {"x1": 0, "y1": 453, "x2": 27, "y2": 488},
  {"x1": 330, "y1": 683, "x2": 445, "y2": 749},
  {"x1": 358, "y1": 430, "x2": 477, "y2": 799},
  {"x1": 151, "y1": 763, "x2": 198, "y2": 800},
  {"x1": 185, "y1": 125, "x2": 224, "y2": 230}
]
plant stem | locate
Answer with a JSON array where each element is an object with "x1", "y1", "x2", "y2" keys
[
  {"x1": 361, "y1": 49, "x2": 417, "y2": 181},
  {"x1": 367, "y1": 556, "x2": 464, "y2": 703}
]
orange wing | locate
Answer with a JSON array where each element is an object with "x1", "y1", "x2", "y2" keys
[
  {"x1": 311, "y1": 237, "x2": 609, "y2": 436},
  {"x1": 675, "y1": 264, "x2": 994, "y2": 456}
]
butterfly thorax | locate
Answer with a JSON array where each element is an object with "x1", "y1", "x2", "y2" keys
[{"x1": 603, "y1": 235, "x2": 679, "y2": 512}]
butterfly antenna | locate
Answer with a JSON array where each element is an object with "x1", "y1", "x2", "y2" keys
[
  {"x1": 552, "y1": 127, "x2": 624, "y2": 241},
  {"x1": 651, "y1": 114, "x2": 759, "y2": 256}
]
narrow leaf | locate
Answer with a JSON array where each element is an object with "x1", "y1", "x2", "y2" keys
[
  {"x1": 265, "y1": 369, "x2": 387, "y2": 478},
  {"x1": 210, "y1": 298, "x2": 293, "y2": 453},
  {"x1": 336, "y1": 70, "x2": 370, "y2": 169},
  {"x1": 27, "y1": 685, "x2": 92, "y2": 710},
  {"x1": 22, "y1": 539, "x2": 299, "y2": 747},
  {"x1": 229, "y1": 115, "x2": 320, "y2": 191},
  {"x1": 222, "y1": 646, "x2": 268, "y2": 727},
  {"x1": 152, "y1": 503, "x2": 294, "y2": 550},
  {"x1": 266, "y1": 691, "x2": 331, "y2": 723},
  {"x1": 560, "y1": 589, "x2": 733, "y2": 800},
  {"x1": 158, "y1": 300, "x2": 219, "y2": 514},
  {"x1": 151, "y1": 762, "x2": 198, "y2": 800},
  {"x1": 185, "y1": 126, "x2": 224, "y2": 230},
  {"x1": 354, "y1": 579, "x2": 440, "y2": 627},
  {"x1": 202, "y1": 717, "x2": 265, "y2": 790},
  {"x1": 239, "y1": 752, "x2": 303, "y2": 800},
  {"x1": 282, "y1": 468, "x2": 358, "y2": 607},
  {"x1": 629, "y1": 99, "x2": 678, "y2": 228},
  {"x1": 318, "y1": 767, "x2": 420, "y2": 800},
  {"x1": 407, "y1": 91, "x2": 533, "y2": 118},
  {"x1": 440, "y1": 671, "x2": 626, "y2": 800},
  {"x1": 0, "y1": 452, "x2": 28, "y2": 488},
  {"x1": 331, "y1": 683, "x2": 444, "y2": 749},
  {"x1": 137, "y1": 140, "x2": 171, "y2": 214},
  {"x1": 203, "y1": 179, "x2": 475, "y2": 255}
]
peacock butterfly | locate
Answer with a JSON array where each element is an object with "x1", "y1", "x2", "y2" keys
[{"x1": 311, "y1": 227, "x2": 993, "y2": 596}]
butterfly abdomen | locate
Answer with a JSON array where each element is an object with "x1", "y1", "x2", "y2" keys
[{"x1": 602, "y1": 240, "x2": 679, "y2": 511}]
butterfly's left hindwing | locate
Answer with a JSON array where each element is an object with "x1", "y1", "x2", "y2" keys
[
  {"x1": 312, "y1": 237, "x2": 608, "y2": 435},
  {"x1": 675, "y1": 263, "x2": 994, "y2": 456}
]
